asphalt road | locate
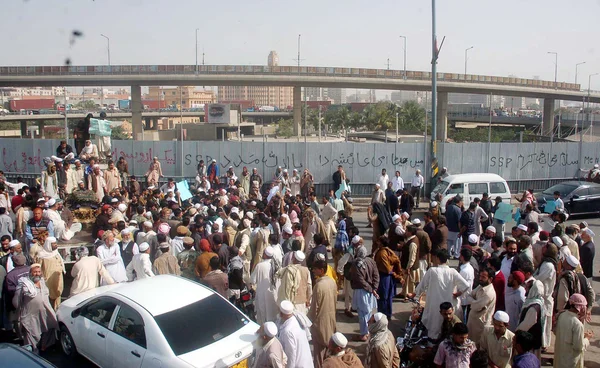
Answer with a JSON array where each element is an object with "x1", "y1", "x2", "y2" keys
[{"x1": 3, "y1": 209, "x2": 600, "y2": 367}]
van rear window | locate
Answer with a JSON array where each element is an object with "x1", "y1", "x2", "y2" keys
[{"x1": 490, "y1": 182, "x2": 507, "y2": 194}]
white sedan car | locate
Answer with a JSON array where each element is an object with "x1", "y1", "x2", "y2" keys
[{"x1": 56, "y1": 275, "x2": 258, "y2": 368}]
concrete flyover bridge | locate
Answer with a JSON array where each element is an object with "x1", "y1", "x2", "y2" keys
[{"x1": 1, "y1": 64, "x2": 599, "y2": 139}]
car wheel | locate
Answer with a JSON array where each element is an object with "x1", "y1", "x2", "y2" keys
[{"x1": 60, "y1": 325, "x2": 77, "y2": 357}]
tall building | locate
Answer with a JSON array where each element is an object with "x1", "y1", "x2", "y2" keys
[
  {"x1": 328, "y1": 88, "x2": 346, "y2": 104},
  {"x1": 305, "y1": 87, "x2": 328, "y2": 101},
  {"x1": 268, "y1": 51, "x2": 279, "y2": 67},
  {"x1": 390, "y1": 91, "x2": 417, "y2": 104},
  {"x1": 217, "y1": 52, "x2": 293, "y2": 108},
  {"x1": 147, "y1": 86, "x2": 215, "y2": 108}
]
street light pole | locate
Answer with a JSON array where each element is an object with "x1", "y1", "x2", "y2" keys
[
  {"x1": 297, "y1": 34, "x2": 301, "y2": 68},
  {"x1": 100, "y1": 34, "x2": 110, "y2": 66},
  {"x1": 548, "y1": 52, "x2": 558, "y2": 89},
  {"x1": 588, "y1": 73, "x2": 598, "y2": 96},
  {"x1": 399, "y1": 36, "x2": 407, "y2": 79},
  {"x1": 464, "y1": 46, "x2": 473, "y2": 75},
  {"x1": 575, "y1": 61, "x2": 586, "y2": 85},
  {"x1": 195, "y1": 28, "x2": 199, "y2": 73}
]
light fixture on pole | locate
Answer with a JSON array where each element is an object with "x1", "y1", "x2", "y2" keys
[
  {"x1": 464, "y1": 46, "x2": 473, "y2": 75},
  {"x1": 195, "y1": 28, "x2": 199, "y2": 73},
  {"x1": 575, "y1": 61, "x2": 586, "y2": 85},
  {"x1": 588, "y1": 73, "x2": 598, "y2": 95},
  {"x1": 100, "y1": 34, "x2": 110, "y2": 66},
  {"x1": 547, "y1": 51, "x2": 558, "y2": 89},
  {"x1": 399, "y1": 36, "x2": 407, "y2": 79}
]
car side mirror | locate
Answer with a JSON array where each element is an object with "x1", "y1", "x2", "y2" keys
[
  {"x1": 572, "y1": 195, "x2": 579, "y2": 200},
  {"x1": 71, "y1": 307, "x2": 82, "y2": 318}
]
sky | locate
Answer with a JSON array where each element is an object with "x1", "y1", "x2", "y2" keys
[{"x1": 3, "y1": 0, "x2": 600, "y2": 89}]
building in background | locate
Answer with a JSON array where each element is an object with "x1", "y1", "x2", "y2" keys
[
  {"x1": 217, "y1": 52, "x2": 293, "y2": 109},
  {"x1": 390, "y1": 91, "x2": 418, "y2": 104},
  {"x1": 328, "y1": 88, "x2": 346, "y2": 104},
  {"x1": 305, "y1": 87, "x2": 328, "y2": 101},
  {"x1": 147, "y1": 86, "x2": 216, "y2": 108}
]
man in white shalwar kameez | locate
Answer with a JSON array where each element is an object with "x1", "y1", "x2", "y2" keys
[
  {"x1": 96, "y1": 231, "x2": 127, "y2": 284},
  {"x1": 88, "y1": 165, "x2": 106, "y2": 203},
  {"x1": 44, "y1": 199, "x2": 82, "y2": 241},
  {"x1": 252, "y1": 322, "x2": 288, "y2": 368},
  {"x1": 126, "y1": 242, "x2": 155, "y2": 281},
  {"x1": 251, "y1": 246, "x2": 280, "y2": 325},
  {"x1": 410, "y1": 249, "x2": 470, "y2": 340},
  {"x1": 533, "y1": 242, "x2": 557, "y2": 349},
  {"x1": 277, "y1": 300, "x2": 314, "y2": 368}
]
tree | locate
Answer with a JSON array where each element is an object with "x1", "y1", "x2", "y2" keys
[
  {"x1": 275, "y1": 118, "x2": 294, "y2": 138},
  {"x1": 76, "y1": 100, "x2": 97, "y2": 109},
  {"x1": 111, "y1": 126, "x2": 130, "y2": 140}
]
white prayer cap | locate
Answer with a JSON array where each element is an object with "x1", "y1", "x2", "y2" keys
[
  {"x1": 566, "y1": 255, "x2": 580, "y2": 268},
  {"x1": 331, "y1": 332, "x2": 348, "y2": 348},
  {"x1": 9, "y1": 240, "x2": 20, "y2": 248},
  {"x1": 391, "y1": 214, "x2": 400, "y2": 221},
  {"x1": 264, "y1": 246, "x2": 274, "y2": 258},
  {"x1": 93, "y1": 164, "x2": 100, "y2": 168},
  {"x1": 401, "y1": 212, "x2": 410, "y2": 218},
  {"x1": 78, "y1": 180, "x2": 84, "y2": 184},
  {"x1": 583, "y1": 228, "x2": 595, "y2": 237},
  {"x1": 294, "y1": 250, "x2": 305, "y2": 262},
  {"x1": 431, "y1": 201, "x2": 438, "y2": 207},
  {"x1": 263, "y1": 322, "x2": 278, "y2": 338},
  {"x1": 412, "y1": 218, "x2": 421, "y2": 225},
  {"x1": 111, "y1": 198, "x2": 119, "y2": 203},
  {"x1": 517, "y1": 224, "x2": 528, "y2": 231},
  {"x1": 316, "y1": 253, "x2": 326, "y2": 261},
  {"x1": 148, "y1": 185, "x2": 155, "y2": 190},
  {"x1": 143, "y1": 221, "x2": 153, "y2": 228},
  {"x1": 283, "y1": 169, "x2": 288, "y2": 173},
  {"x1": 51, "y1": 155, "x2": 59, "y2": 161},
  {"x1": 129, "y1": 220, "x2": 138, "y2": 225},
  {"x1": 374, "y1": 183, "x2": 380, "y2": 188},
  {"x1": 145, "y1": 211, "x2": 152, "y2": 218},
  {"x1": 121, "y1": 228, "x2": 131, "y2": 235},
  {"x1": 231, "y1": 207, "x2": 240, "y2": 214},
  {"x1": 212, "y1": 159, "x2": 216, "y2": 162},
  {"x1": 395, "y1": 226, "x2": 404, "y2": 236},
  {"x1": 118, "y1": 203, "x2": 127, "y2": 212},
  {"x1": 279, "y1": 300, "x2": 294, "y2": 315},
  {"x1": 246, "y1": 212, "x2": 254, "y2": 220},
  {"x1": 595, "y1": 164, "x2": 599, "y2": 168},
  {"x1": 352, "y1": 235, "x2": 361, "y2": 244},
  {"x1": 74, "y1": 159, "x2": 81, "y2": 163},
  {"x1": 374, "y1": 312, "x2": 384, "y2": 322},
  {"x1": 468, "y1": 234, "x2": 479, "y2": 244},
  {"x1": 493, "y1": 311, "x2": 510, "y2": 323},
  {"x1": 47, "y1": 198, "x2": 56, "y2": 207},
  {"x1": 282, "y1": 225, "x2": 293, "y2": 235},
  {"x1": 552, "y1": 236, "x2": 563, "y2": 246},
  {"x1": 47, "y1": 236, "x2": 57, "y2": 243},
  {"x1": 250, "y1": 201, "x2": 257, "y2": 206},
  {"x1": 138, "y1": 242, "x2": 150, "y2": 252},
  {"x1": 486, "y1": 226, "x2": 497, "y2": 233}
]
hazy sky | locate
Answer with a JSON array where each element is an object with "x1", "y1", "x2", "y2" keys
[{"x1": 3, "y1": 0, "x2": 600, "y2": 88}]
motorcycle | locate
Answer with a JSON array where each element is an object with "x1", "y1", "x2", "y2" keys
[
  {"x1": 230, "y1": 287, "x2": 256, "y2": 321},
  {"x1": 396, "y1": 298, "x2": 437, "y2": 367}
]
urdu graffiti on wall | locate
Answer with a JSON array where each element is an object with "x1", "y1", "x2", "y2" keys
[{"x1": 489, "y1": 150, "x2": 581, "y2": 171}]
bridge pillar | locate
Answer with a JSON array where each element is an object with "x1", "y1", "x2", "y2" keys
[
  {"x1": 20, "y1": 121, "x2": 27, "y2": 138},
  {"x1": 293, "y1": 86, "x2": 301, "y2": 136},
  {"x1": 131, "y1": 85, "x2": 143, "y2": 140},
  {"x1": 38, "y1": 121, "x2": 45, "y2": 139},
  {"x1": 144, "y1": 117, "x2": 152, "y2": 130},
  {"x1": 542, "y1": 98, "x2": 555, "y2": 136},
  {"x1": 436, "y1": 91, "x2": 448, "y2": 141}
]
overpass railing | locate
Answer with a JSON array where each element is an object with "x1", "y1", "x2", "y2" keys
[{"x1": 0, "y1": 65, "x2": 580, "y2": 91}]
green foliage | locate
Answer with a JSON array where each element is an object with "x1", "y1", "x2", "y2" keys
[
  {"x1": 76, "y1": 100, "x2": 97, "y2": 109},
  {"x1": 449, "y1": 127, "x2": 519, "y2": 142},
  {"x1": 111, "y1": 126, "x2": 130, "y2": 140},
  {"x1": 275, "y1": 118, "x2": 294, "y2": 138}
]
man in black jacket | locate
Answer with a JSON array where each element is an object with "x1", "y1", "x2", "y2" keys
[{"x1": 332, "y1": 165, "x2": 343, "y2": 191}]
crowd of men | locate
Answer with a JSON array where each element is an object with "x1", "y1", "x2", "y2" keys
[{"x1": 0, "y1": 147, "x2": 597, "y2": 368}]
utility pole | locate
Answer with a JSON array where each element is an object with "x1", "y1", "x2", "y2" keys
[
  {"x1": 464, "y1": 46, "x2": 473, "y2": 75},
  {"x1": 431, "y1": 0, "x2": 438, "y2": 153},
  {"x1": 575, "y1": 61, "x2": 586, "y2": 85},
  {"x1": 195, "y1": 28, "x2": 199, "y2": 73},
  {"x1": 386, "y1": 58, "x2": 390, "y2": 70},
  {"x1": 396, "y1": 112, "x2": 399, "y2": 143},
  {"x1": 318, "y1": 107, "x2": 322, "y2": 142},
  {"x1": 548, "y1": 52, "x2": 558, "y2": 89},
  {"x1": 297, "y1": 34, "x2": 301, "y2": 68},
  {"x1": 399, "y1": 36, "x2": 407, "y2": 79}
]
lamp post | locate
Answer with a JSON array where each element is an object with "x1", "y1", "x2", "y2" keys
[
  {"x1": 464, "y1": 46, "x2": 473, "y2": 75},
  {"x1": 399, "y1": 36, "x2": 407, "y2": 79},
  {"x1": 588, "y1": 73, "x2": 598, "y2": 96},
  {"x1": 195, "y1": 28, "x2": 199, "y2": 73},
  {"x1": 100, "y1": 34, "x2": 110, "y2": 66},
  {"x1": 547, "y1": 52, "x2": 558, "y2": 89},
  {"x1": 575, "y1": 61, "x2": 586, "y2": 85}
]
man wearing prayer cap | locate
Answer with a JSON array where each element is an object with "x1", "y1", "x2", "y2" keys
[
  {"x1": 277, "y1": 300, "x2": 314, "y2": 368},
  {"x1": 152, "y1": 238, "x2": 181, "y2": 276},
  {"x1": 126, "y1": 242, "x2": 155, "y2": 281},
  {"x1": 70, "y1": 246, "x2": 114, "y2": 296},
  {"x1": 118, "y1": 228, "x2": 138, "y2": 268},
  {"x1": 177, "y1": 237, "x2": 199, "y2": 280},
  {"x1": 322, "y1": 332, "x2": 363, "y2": 368},
  {"x1": 251, "y1": 245, "x2": 279, "y2": 325},
  {"x1": 579, "y1": 227, "x2": 595, "y2": 279},
  {"x1": 555, "y1": 253, "x2": 594, "y2": 315},
  {"x1": 308, "y1": 259, "x2": 337, "y2": 368},
  {"x1": 277, "y1": 249, "x2": 312, "y2": 314},
  {"x1": 253, "y1": 321, "x2": 288, "y2": 368},
  {"x1": 479, "y1": 310, "x2": 514, "y2": 368}
]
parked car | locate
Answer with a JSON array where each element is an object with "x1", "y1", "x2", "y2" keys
[
  {"x1": 535, "y1": 181, "x2": 600, "y2": 216},
  {"x1": 56, "y1": 275, "x2": 258, "y2": 368},
  {"x1": 0, "y1": 343, "x2": 56, "y2": 367}
]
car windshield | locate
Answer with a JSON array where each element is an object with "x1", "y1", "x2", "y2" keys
[
  {"x1": 153, "y1": 294, "x2": 250, "y2": 356},
  {"x1": 542, "y1": 183, "x2": 578, "y2": 196},
  {"x1": 432, "y1": 180, "x2": 449, "y2": 195}
]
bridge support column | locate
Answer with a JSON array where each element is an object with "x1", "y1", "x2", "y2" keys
[
  {"x1": 293, "y1": 86, "x2": 301, "y2": 137},
  {"x1": 20, "y1": 121, "x2": 27, "y2": 138},
  {"x1": 38, "y1": 122, "x2": 45, "y2": 139},
  {"x1": 144, "y1": 117, "x2": 152, "y2": 130},
  {"x1": 542, "y1": 98, "x2": 555, "y2": 136},
  {"x1": 152, "y1": 118, "x2": 159, "y2": 130},
  {"x1": 131, "y1": 85, "x2": 143, "y2": 140},
  {"x1": 436, "y1": 91, "x2": 448, "y2": 141}
]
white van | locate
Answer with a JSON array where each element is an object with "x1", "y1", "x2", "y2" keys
[{"x1": 431, "y1": 173, "x2": 511, "y2": 213}]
